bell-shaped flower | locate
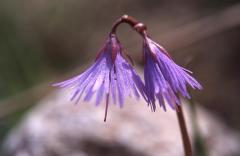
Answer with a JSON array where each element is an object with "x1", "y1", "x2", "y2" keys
[
  {"x1": 54, "y1": 35, "x2": 147, "y2": 121},
  {"x1": 143, "y1": 37, "x2": 202, "y2": 111}
]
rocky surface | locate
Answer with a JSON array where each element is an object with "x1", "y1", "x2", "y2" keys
[{"x1": 3, "y1": 89, "x2": 240, "y2": 156}]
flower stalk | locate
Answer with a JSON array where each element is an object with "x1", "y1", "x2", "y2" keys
[
  {"x1": 109, "y1": 15, "x2": 147, "y2": 36},
  {"x1": 109, "y1": 15, "x2": 195, "y2": 156},
  {"x1": 176, "y1": 104, "x2": 193, "y2": 156},
  {"x1": 54, "y1": 15, "x2": 202, "y2": 155}
]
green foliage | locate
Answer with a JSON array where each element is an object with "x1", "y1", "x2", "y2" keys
[{"x1": 0, "y1": 12, "x2": 47, "y2": 100}]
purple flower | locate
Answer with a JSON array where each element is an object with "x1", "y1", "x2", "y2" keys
[
  {"x1": 54, "y1": 35, "x2": 147, "y2": 121},
  {"x1": 143, "y1": 37, "x2": 202, "y2": 111}
]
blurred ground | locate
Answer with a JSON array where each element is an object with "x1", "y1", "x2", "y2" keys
[{"x1": 1, "y1": 0, "x2": 240, "y2": 155}]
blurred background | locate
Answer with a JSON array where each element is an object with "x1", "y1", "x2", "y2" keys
[{"x1": 0, "y1": 0, "x2": 240, "y2": 155}]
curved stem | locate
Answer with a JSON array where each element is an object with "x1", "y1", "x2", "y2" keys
[
  {"x1": 109, "y1": 15, "x2": 147, "y2": 37},
  {"x1": 109, "y1": 15, "x2": 193, "y2": 156}
]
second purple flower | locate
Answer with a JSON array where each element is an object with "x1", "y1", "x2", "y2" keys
[{"x1": 143, "y1": 36, "x2": 202, "y2": 111}]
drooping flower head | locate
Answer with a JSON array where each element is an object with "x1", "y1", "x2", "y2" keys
[
  {"x1": 54, "y1": 35, "x2": 147, "y2": 121},
  {"x1": 143, "y1": 36, "x2": 202, "y2": 111},
  {"x1": 54, "y1": 14, "x2": 203, "y2": 122}
]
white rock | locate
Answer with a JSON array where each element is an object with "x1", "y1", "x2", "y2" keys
[{"x1": 3, "y1": 89, "x2": 240, "y2": 156}]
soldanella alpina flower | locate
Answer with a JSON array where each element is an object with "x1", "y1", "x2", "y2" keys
[
  {"x1": 54, "y1": 14, "x2": 202, "y2": 125},
  {"x1": 54, "y1": 35, "x2": 147, "y2": 121},
  {"x1": 143, "y1": 36, "x2": 202, "y2": 111},
  {"x1": 53, "y1": 15, "x2": 202, "y2": 155}
]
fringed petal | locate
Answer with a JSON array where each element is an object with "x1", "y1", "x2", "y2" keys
[{"x1": 144, "y1": 37, "x2": 202, "y2": 111}]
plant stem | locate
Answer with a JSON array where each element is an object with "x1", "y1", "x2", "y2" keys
[
  {"x1": 176, "y1": 105, "x2": 193, "y2": 156},
  {"x1": 109, "y1": 15, "x2": 147, "y2": 36}
]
